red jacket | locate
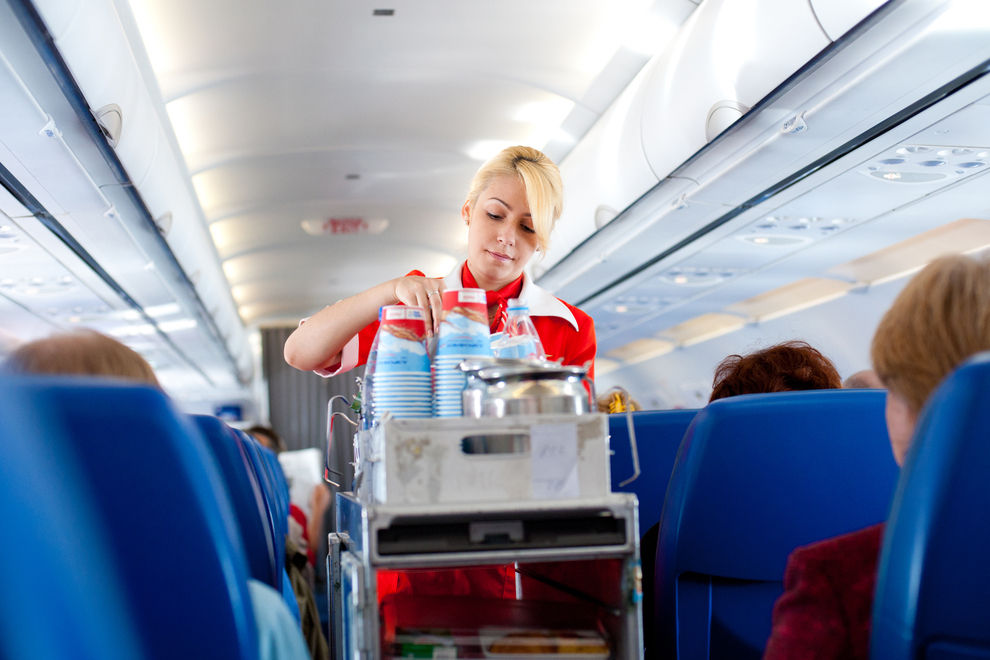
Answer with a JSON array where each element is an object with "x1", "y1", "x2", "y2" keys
[{"x1": 763, "y1": 523, "x2": 885, "y2": 660}]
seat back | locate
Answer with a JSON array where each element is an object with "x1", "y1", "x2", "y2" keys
[
  {"x1": 0, "y1": 378, "x2": 146, "y2": 660},
  {"x1": 656, "y1": 389, "x2": 897, "y2": 659},
  {"x1": 609, "y1": 409, "x2": 699, "y2": 533},
  {"x1": 871, "y1": 353, "x2": 990, "y2": 660},
  {"x1": 242, "y1": 435, "x2": 287, "y2": 577},
  {"x1": 192, "y1": 415, "x2": 280, "y2": 589},
  {"x1": 2, "y1": 375, "x2": 259, "y2": 659}
]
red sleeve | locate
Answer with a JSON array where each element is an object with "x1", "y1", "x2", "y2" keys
[
  {"x1": 557, "y1": 301, "x2": 597, "y2": 381},
  {"x1": 763, "y1": 548, "x2": 849, "y2": 660}
]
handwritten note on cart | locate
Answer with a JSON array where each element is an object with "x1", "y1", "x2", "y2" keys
[{"x1": 530, "y1": 423, "x2": 579, "y2": 499}]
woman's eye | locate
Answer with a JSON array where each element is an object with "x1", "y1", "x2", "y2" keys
[
  {"x1": 521, "y1": 224, "x2": 536, "y2": 234},
  {"x1": 487, "y1": 212, "x2": 502, "y2": 220}
]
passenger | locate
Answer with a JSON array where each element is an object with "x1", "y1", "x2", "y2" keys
[
  {"x1": 597, "y1": 386, "x2": 641, "y2": 413},
  {"x1": 283, "y1": 144, "x2": 596, "y2": 379},
  {"x1": 843, "y1": 369, "x2": 885, "y2": 389},
  {"x1": 247, "y1": 424, "x2": 287, "y2": 452},
  {"x1": 709, "y1": 340, "x2": 842, "y2": 401},
  {"x1": 642, "y1": 340, "x2": 842, "y2": 657},
  {"x1": 763, "y1": 254, "x2": 990, "y2": 660},
  {"x1": 3, "y1": 330, "x2": 310, "y2": 660},
  {"x1": 4, "y1": 328, "x2": 160, "y2": 386}
]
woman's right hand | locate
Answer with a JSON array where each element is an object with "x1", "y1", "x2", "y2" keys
[{"x1": 393, "y1": 276, "x2": 446, "y2": 335}]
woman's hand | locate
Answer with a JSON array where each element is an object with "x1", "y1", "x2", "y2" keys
[{"x1": 393, "y1": 276, "x2": 446, "y2": 335}]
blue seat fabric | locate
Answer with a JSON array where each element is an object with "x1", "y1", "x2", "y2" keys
[
  {"x1": 0, "y1": 378, "x2": 145, "y2": 660},
  {"x1": 242, "y1": 437, "x2": 288, "y2": 581},
  {"x1": 0, "y1": 375, "x2": 259, "y2": 660},
  {"x1": 193, "y1": 414, "x2": 280, "y2": 589},
  {"x1": 609, "y1": 409, "x2": 698, "y2": 533},
  {"x1": 656, "y1": 389, "x2": 898, "y2": 659},
  {"x1": 871, "y1": 353, "x2": 990, "y2": 659}
]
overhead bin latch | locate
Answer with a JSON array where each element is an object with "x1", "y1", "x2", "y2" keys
[{"x1": 781, "y1": 111, "x2": 808, "y2": 135}]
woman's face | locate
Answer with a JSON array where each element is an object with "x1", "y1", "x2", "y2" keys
[
  {"x1": 463, "y1": 175, "x2": 538, "y2": 290},
  {"x1": 885, "y1": 389, "x2": 917, "y2": 466}
]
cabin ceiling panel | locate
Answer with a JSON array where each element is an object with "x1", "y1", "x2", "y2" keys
[
  {"x1": 141, "y1": 0, "x2": 689, "y2": 101},
  {"x1": 168, "y1": 76, "x2": 571, "y2": 174},
  {"x1": 113, "y1": 0, "x2": 697, "y2": 326},
  {"x1": 191, "y1": 149, "x2": 474, "y2": 214},
  {"x1": 209, "y1": 203, "x2": 462, "y2": 260}
]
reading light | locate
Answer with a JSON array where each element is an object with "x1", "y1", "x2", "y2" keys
[
  {"x1": 862, "y1": 144, "x2": 987, "y2": 185},
  {"x1": 661, "y1": 266, "x2": 742, "y2": 287}
]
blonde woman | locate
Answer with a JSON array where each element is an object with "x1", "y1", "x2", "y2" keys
[{"x1": 283, "y1": 145, "x2": 596, "y2": 379}]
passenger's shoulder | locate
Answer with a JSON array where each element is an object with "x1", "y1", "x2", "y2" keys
[{"x1": 791, "y1": 523, "x2": 885, "y2": 567}]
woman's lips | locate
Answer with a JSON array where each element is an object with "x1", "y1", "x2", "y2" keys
[{"x1": 487, "y1": 250, "x2": 512, "y2": 262}]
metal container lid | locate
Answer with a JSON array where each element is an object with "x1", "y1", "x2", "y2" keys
[{"x1": 458, "y1": 357, "x2": 588, "y2": 383}]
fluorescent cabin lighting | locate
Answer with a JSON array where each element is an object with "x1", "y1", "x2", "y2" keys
[
  {"x1": 594, "y1": 358, "x2": 622, "y2": 376},
  {"x1": 726, "y1": 277, "x2": 855, "y2": 323},
  {"x1": 660, "y1": 313, "x2": 747, "y2": 347},
  {"x1": 606, "y1": 338, "x2": 675, "y2": 364},
  {"x1": 828, "y1": 218, "x2": 990, "y2": 285}
]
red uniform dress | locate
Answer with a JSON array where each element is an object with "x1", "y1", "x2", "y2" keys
[
  {"x1": 763, "y1": 523, "x2": 885, "y2": 660},
  {"x1": 307, "y1": 262, "x2": 597, "y2": 602}
]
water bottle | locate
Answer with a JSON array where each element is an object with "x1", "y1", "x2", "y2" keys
[
  {"x1": 360, "y1": 308, "x2": 385, "y2": 429},
  {"x1": 492, "y1": 299, "x2": 545, "y2": 360}
]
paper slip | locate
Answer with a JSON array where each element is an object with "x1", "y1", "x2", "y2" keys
[{"x1": 530, "y1": 423, "x2": 579, "y2": 499}]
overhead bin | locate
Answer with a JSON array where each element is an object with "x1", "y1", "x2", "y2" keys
[
  {"x1": 15, "y1": 0, "x2": 252, "y2": 384},
  {"x1": 544, "y1": 0, "x2": 850, "y2": 282},
  {"x1": 639, "y1": 0, "x2": 832, "y2": 182},
  {"x1": 810, "y1": 0, "x2": 890, "y2": 42},
  {"x1": 539, "y1": 0, "x2": 987, "y2": 310}
]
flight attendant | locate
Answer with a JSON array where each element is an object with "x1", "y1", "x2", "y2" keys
[
  {"x1": 283, "y1": 144, "x2": 595, "y2": 382},
  {"x1": 284, "y1": 145, "x2": 597, "y2": 600}
]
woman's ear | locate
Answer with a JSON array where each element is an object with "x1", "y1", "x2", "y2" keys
[{"x1": 461, "y1": 200, "x2": 471, "y2": 224}]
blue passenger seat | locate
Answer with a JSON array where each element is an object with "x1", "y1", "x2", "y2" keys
[
  {"x1": 655, "y1": 389, "x2": 898, "y2": 659},
  {"x1": 240, "y1": 433, "x2": 300, "y2": 621},
  {"x1": 609, "y1": 409, "x2": 699, "y2": 533},
  {"x1": 192, "y1": 415, "x2": 280, "y2": 589},
  {"x1": 0, "y1": 377, "x2": 146, "y2": 660},
  {"x1": 0, "y1": 375, "x2": 259, "y2": 659},
  {"x1": 871, "y1": 352, "x2": 990, "y2": 659}
]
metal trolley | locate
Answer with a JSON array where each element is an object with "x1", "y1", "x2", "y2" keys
[{"x1": 328, "y1": 414, "x2": 643, "y2": 660}]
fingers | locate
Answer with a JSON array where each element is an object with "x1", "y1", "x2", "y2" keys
[
  {"x1": 394, "y1": 276, "x2": 445, "y2": 337},
  {"x1": 429, "y1": 279, "x2": 444, "y2": 335}
]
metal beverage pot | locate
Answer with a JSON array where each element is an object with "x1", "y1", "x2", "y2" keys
[{"x1": 458, "y1": 357, "x2": 595, "y2": 418}]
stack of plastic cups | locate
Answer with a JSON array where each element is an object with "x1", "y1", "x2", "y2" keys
[
  {"x1": 433, "y1": 289, "x2": 491, "y2": 417},
  {"x1": 371, "y1": 306, "x2": 433, "y2": 420}
]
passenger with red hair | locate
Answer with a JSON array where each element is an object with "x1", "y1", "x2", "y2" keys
[
  {"x1": 708, "y1": 340, "x2": 843, "y2": 402},
  {"x1": 643, "y1": 340, "x2": 842, "y2": 657}
]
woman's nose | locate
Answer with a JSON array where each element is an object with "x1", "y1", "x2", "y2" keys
[{"x1": 497, "y1": 226, "x2": 515, "y2": 246}]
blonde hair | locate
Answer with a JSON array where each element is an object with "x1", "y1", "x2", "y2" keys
[
  {"x1": 465, "y1": 145, "x2": 563, "y2": 253},
  {"x1": 871, "y1": 254, "x2": 990, "y2": 413},
  {"x1": 5, "y1": 329, "x2": 160, "y2": 387}
]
